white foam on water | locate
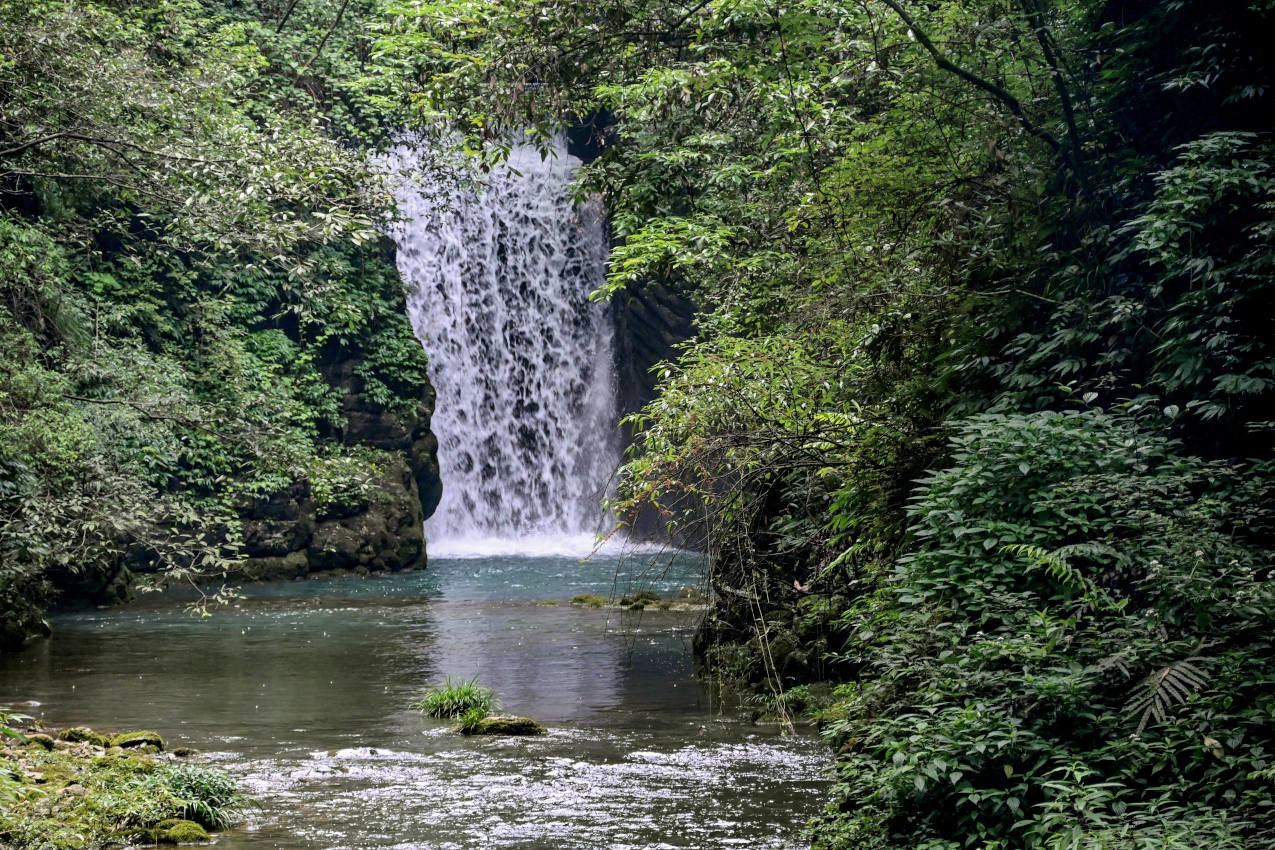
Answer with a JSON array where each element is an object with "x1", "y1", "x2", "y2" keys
[{"x1": 426, "y1": 533, "x2": 672, "y2": 561}]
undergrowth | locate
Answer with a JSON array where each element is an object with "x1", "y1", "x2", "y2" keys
[{"x1": 0, "y1": 739, "x2": 244, "y2": 849}]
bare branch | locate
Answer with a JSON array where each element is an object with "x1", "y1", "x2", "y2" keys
[
  {"x1": 0, "y1": 132, "x2": 69, "y2": 158},
  {"x1": 276, "y1": 0, "x2": 302, "y2": 32},
  {"x1": 64, "y1": 394, "x2": 230, "y2": 437}
]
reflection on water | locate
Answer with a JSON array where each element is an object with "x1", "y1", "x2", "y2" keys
[{"x1": 0, "y1": 554, "x2": 829, "y2": 849}]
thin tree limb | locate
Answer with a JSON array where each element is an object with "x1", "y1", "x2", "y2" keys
[
  {"x1": 276, "y1": 0, "x2": 303, "y2": 32},
  {"x1": 878, "y1": 0, "x2": 1064, "y2": 157},
  {"x1": 0, "y1": 132, "x2": 69, "y2": 158},
  {"x1": 0, "y1": 131, "x2": 233, "y2": 165},
  {"x1": 299, "y1": 0, "x2": 353, "y2": 72},
  {"x1": 64, "y1": 395, "x2": 230, "y2": 436},
  {"x1": 1019, "y1": 0, "x2": 1087, "y2": 173}
]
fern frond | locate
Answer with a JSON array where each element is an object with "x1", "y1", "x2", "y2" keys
[
  {"x1": 1126, "y1": 657, "x2": 1212, "y2": 737},
  {"x1": 1095, "y1": 650, "x2": 1133, "y2": 678},
  {"x1": 1003, "y1": 542, "x2": 1119, "y2": 610}
]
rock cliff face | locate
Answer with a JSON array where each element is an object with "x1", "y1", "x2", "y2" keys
[
  {"x1": 232, "y1": 349, "x2": 442, "y2": 581},
  {"x1": 43, "y1": 365, "x2": 440, "y2": 611},
  {"x1": 611, "y1": 280, "x2": 696, "y2": 419},
  {"x1": 610, "y1": 279, "x2": 699, "y2": 544},
  {"x1": 43, "y1": 241, "x2": 443, "y2": 608},
  {"x1": 320, "y1": 353, "x2": 443, "y2": 522},
  {"x1": 566, "y1": 114, "x2": 698, "y2": 420}
]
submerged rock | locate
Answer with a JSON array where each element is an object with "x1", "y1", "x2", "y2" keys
[{"x1": 460, "y1": 715, "x2": 547, "y2": 736}]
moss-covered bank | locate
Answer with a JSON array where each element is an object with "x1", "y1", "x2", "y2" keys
[{"x1": 0, "y1": 722, "x2": 241, "y2": 849}]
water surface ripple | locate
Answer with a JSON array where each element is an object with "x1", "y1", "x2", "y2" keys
[{"x1": 0, "y1": 555, "x2": 830, "y2": 849}]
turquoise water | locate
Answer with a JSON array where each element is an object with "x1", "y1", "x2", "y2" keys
[{"x1": 0, "y1": 553, "x2": 830, "y2": 849}]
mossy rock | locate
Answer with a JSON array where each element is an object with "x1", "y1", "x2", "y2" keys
[
  {"x1": 111, "y1": 730, "x2": 165, "y2": 751},
  {"x1": 122, "y1": 827, "x2": 160, "y2": 844},
  {"x1": 570, "y1": 594, "x2": 609, "y2": 607},
  {"x1": 27, "y1": 762, "x2": 76, "y2": 785},
  {"x1": 159, "y1": 819, "x2": 209, "y2": 843},
  {"x1": 172, "y1": 746, "x2": 199, "y2": 757},
  {"x1": 620, "y1": 590, "x2": 663, "y2": 606},
  {"x1": 93, "y1": 753, "x2": 154, "y2": 772},
  {"x1": 25, "y1": 733, "x2": 55, "y2": 750},
  {"x1": 57, "y1": 727, "x2": 111, "y2": 747},
  {"x1": 460, "y1": 714, "x2": 547, "y2": 736}
]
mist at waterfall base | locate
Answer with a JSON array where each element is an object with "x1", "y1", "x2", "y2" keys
[{"x1": 387, "y1": 139, "x2": 630, "y2": 559}]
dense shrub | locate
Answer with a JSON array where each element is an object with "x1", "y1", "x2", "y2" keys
[{"x1": 812, "y1": 412, "x2": 1275, "y2": 848}]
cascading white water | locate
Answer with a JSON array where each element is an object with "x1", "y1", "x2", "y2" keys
[{"x1": 386, "y1": 139, "x2": 620, "y2": 556}]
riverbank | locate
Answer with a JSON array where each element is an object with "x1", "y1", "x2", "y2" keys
[{"x1": 0, "y1": 719, "x2": 242, "y2": 849}]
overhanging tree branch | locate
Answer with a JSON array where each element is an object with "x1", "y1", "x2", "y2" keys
[
  {"x1": 1, "y1": 131, "x2": 233, "y2": 165},
  {"x1": 0, "y1": 132, "x2": 70, "y2": 158},
  {"x1": 1019, "y1": 0, "x2": 1086, "y2": 171},
  {"x1": 879, "y1": 0, "x2": 1064, "y2": 158}
]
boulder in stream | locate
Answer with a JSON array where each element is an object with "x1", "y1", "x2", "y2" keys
[
  {"x1": 156, "y1": 818, "x2": 210, "y2": 843},
  {"x1": 459, "y1": 715, "x2": 547, "y2": 736}
]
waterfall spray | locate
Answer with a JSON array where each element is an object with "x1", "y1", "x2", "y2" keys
[{"x1": 386, "y1": 139, "x2": 620, "y2": 556}]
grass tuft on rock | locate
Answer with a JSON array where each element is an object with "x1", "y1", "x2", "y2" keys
[{"x1": 412, "y1": 676, "x2": 495, "y2": 719}]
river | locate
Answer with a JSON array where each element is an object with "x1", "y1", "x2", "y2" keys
[{"x1": 0, "y1": 551, "x2": 830, "y2": 849}]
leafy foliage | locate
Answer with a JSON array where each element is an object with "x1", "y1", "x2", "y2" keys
[
  {"x1": 0, "y1": 0, "x2": 386, "y2": 268},
  {"x1": 1126, "y1": 658, "x2": 1212, "y2": 739},
  {"x1": 160, "y1": 763, "x2": 244, "y2": 830},
  {"x1": 0, "y1": 0, "x2": 432, "y2": 637},
  {"x1": 811, "y1": 413, "x2": 1275, "y2": 848},
  {"x1": 0, "y1": 743, "x2": 243, "y2": 848},
  {"x1": 375, "y1": 0, "x2": 1275, "y2": 846},
  {"x1": 0, "y1": 708, "x2": 32, "y2": 744}
]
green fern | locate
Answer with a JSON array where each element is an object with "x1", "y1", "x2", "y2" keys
[
  {"x1": 1126, "y1": 657, "x2": 1211, "y2": 737},
  {"x1": 1003, "y1": 542, "x2": 1121, "y2": 610}
]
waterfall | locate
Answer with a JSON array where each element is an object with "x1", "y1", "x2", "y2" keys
[{"x1": 386, "y1": 139, "x2": 620, "y2": 556}]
